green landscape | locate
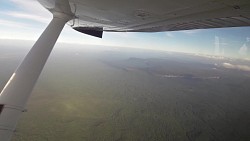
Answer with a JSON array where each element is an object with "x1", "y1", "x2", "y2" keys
[{"x1": 1, "y1": 42, "x2": 250, "y2": 141}]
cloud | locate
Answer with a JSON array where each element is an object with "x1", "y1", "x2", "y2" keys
[
  {"x1": 238, "y1": 37, "x2": 250, "y2": 56},
  {"x1": 1, "y1": 0, "x2": 52, "y2": 24},
  {"x1": 10, "y1": 0, "x2": 50, "y2": 16},
  {"x1": 1, "y1": 11, "x2": 50, "y2": 23},
  {"x1": 166, "y1": 32, "x2": 174, "y2": 37},
  {"x1": 178, "y1": 29, "x2": 201, "y2": 35},
  {"x1": 222, "y1": 63, "x2": 250, "y2": 72},
  {"x1": 0, "y1": 19, "x2": 29, "y2": 28},
  {"x1": 238, "y1": 44, "x2": 248, "y2": 55}
]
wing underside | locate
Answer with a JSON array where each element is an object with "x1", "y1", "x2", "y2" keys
[{"x1": 39, "y1": 0, "x2": 250, "y2": 32}]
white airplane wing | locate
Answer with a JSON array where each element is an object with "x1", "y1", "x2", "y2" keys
[
  {"x1": 41, "y1": 0, "x2": 250, "y2": 37},
  {"x1": 0, "y1": 0, "x2": 249, "y2": 140}
]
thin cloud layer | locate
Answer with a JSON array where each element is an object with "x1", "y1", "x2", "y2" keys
[
  {"x1": 2, "y1": 12, "x2": 50, "y2": 23},
  {"x1": 177, "y1": 29, "x2": 201, "y2": 34},
  {"x1": 10, "y1": 0, "x2": 51, "y2": 17},
  {"x1": 222, "y1": 63, "x2": 250, "y2": 72},
  {"x1": 0, "y1": 19, "x2": 29, "y2": 28},
  {"x1": 238, "y1": 37, "x2": 250, "y2": 56},
  {"x1": 2, "y1": 0, "x2": 51, "y2": 24},
  {"x1": 166, "y1": 32, "x2": 174, "y2": 37}
]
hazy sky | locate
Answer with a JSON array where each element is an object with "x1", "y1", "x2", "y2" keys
[{"x1": 0, "y1": 0, "x2": 250, "y2": 58}]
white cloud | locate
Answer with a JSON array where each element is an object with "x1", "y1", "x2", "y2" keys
[
  {"x1": 10, "y1": 0, "x2": 51, "y2": 17},
  {"x1": 0, "y1": 0, "x2": 53, "y2": 40},
  {"x1": 0, "y1": 19, "x2": 29, "y2": 28},
  {"x1": 223, "y1": 63, "x2": 235, "y2": 69},
  {"x1": 238, "y1": 37, "x2": 250, "y2": 56},
  {"x1": 1, "y1": 11, "x2": 50, "y2": 23},
  {"x1": 1, "y1": 0, "x2": 52, "y2": 24},
  {"x1": 178, "y1": 29, "x2": 201, "y2": 34},
  {"x1": 166, "y1": 32, "x2": 174, "y2": 37},
  {"x1": 222, "y1": 63, "x2": 250, "y2": 72},
  {"x1": 239, "y1": 44, "x2": 248, "y2": 55},
  {"x1": 247, "y1": 37, "x2": 250, "y2": 42},
  {"x1": 105, "y1": 32, "x2": 138, "y2": 39}
]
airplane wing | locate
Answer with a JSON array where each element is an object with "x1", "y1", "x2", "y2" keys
[
  {"x1": 0, "y1": 0, "x2": 249, "y2": 141},
  {"x1": 41, "y1": 0, "x2": 250, "y2": 33}
]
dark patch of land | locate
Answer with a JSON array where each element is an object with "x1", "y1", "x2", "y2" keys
[{"x1": 0, "y1": 43, "x2": 250, "y2": 141}]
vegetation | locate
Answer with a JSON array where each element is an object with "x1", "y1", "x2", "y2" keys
[{"x1": 0, "y1": 43, "x2": 250, "y2": 141}]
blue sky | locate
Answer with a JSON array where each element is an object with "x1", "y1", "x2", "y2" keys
[{"x1": 0, "y1": 0, "x2": 250, "y2": 59}]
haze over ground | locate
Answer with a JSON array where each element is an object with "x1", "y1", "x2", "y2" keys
[{"x1": 1, "y1": 41, "x2": 250, "y2": 141}]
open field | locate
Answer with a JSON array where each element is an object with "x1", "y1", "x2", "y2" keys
[{"x1": 1, "y1": 42, "x2": 250, "y2": 141}]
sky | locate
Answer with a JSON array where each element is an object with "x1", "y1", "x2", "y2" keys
[{"x1": 0, "y1": 0, "x2": 250, "y2": 59}]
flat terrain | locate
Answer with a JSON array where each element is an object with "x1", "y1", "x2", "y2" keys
[{"x1": 1, "y1": 42, "x2": 250, "y2": 141}]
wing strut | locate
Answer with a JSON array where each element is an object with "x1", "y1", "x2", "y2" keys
[{"x1": 0, "y1": 14, "x2": 72, "y2": 140}]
